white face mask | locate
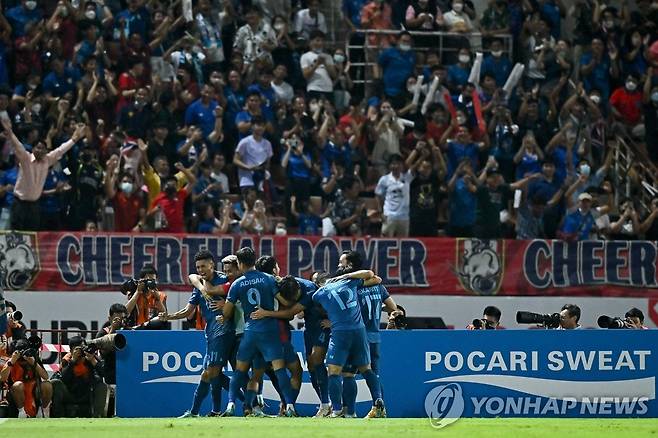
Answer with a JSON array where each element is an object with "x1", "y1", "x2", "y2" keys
[
  {"x1": 333, "y1": 54, "x2": 345, "y2": 63},
  {"x1": 453, "y1": 3, "x2": 464, "y2": 12},
  {"x1": 458, "y1": 54, "x2": 470, "y2": 64},
  {"x1": 309, "y1": 103, "x2": 319, "y2": 113},
  {"x1": 274, "y1": 22, "x2": 285, "y2": 32},
  {"x1": 652, "y1": 92, "x2": 658, "y2": 103},
  {"x1": 25, "y1": 1, "x2": 37, "y2": 10},
  {"x1": 491, "y1": 50, "x2": 503, "y2": 57},
  {"x1": 59, "y1": 6, "x2": 68, "y2": 17},
  {"x1": 604, "y1": 20, "x2": 615, "y2": 29},
  {"x1": 31, "y1": 103, "x2": 42, "y2": 114},
  {"x1": 589, "y1": 95, "x2": 601, "y2": 104},
  {"x1": 456, "y1": 115, "x2": 466, "y2": 125},
  {"x1": 120, "y1": 182, "x2": 133, "y2": 194},
  {"x1": 579, "y1": 163, "x2": 591, "y2": 177},
  {"x1": 626, "y1": 81, "x2": 637, "y2": 91},
  {"x1": 407, "y1": 84, "x2": 416, "y2": 93},
  {"x1": 399, "y1": 43, "x2": 411, "y2": 51},
  {"x1": 85, "y1": 10, "x2": 96, "y2": 20},
  {"x1": 275, "y1": 226, "x2": 287, "y2": 236},
  {"x1": 313, "y1": 48, "x2": 323, "y2": 55}
]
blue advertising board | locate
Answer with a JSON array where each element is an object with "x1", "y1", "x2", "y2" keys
[{"x1": 117, "y1": 330, "x2": 658, "y2": 419}]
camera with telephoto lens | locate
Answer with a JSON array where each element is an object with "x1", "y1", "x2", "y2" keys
[
  {"x1": 120, "y1": 278, "x2": 158, "y2": 295},
  {"x1": 83, "y1": 343, "x2": 99, "y2": 354},
  {"x1": 472, "y1": 318, "x2": 496, "y2": 330},
  {"x1": 597, "y1": 315, "x2": 631, "y2": 329},
  {"x1": 8, "y1": 310, "x2": 22, "y2": 321},
  {"x1": 516, "y1": 311, "x2": 561, "y2": 329},
  {"x1": 17, "y1": 335, "x2": 42, "y2": 359}
]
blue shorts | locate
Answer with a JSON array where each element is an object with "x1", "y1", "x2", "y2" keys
[
  {"x1": 237, "y1": 330, "x2": 284, "y2": 364},
  {"x1": 343, "y1": 341, "x2": 380, "y2": 374},
  {"x1": 204, "y1": 333, "x2": 236, "y2": 369},
  {"x1": 303, "y1": 328, "x2": 330, "y2": 357},
  {"x1": 326, "y1": 328, "x2": 370, "y2": 368}
]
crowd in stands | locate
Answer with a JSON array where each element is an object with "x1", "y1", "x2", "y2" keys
[{"x1": 0, "y1": 0, "x2": 656, "y2": 240}]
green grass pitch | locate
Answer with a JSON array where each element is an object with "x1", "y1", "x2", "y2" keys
[{"x1": 2, "y1": 418, "x2": 657, "y2": 437}]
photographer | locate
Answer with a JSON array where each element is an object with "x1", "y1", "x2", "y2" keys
[
  {"x1": 124, "y1": 265, "x2": 167, "y2": 329},
  {"x1": 95, "y1": 304, "x2": 128, "y2": 385},
  {"x1": 5, "y1": 301, "x2": 26, "y2": 341},
  {"x1": 0, "y1": 338, "x2": 52, "y2": 418},
  {"x1": 624, "y1": 308, "x2": 648, "y2": 329},
  {"x1": 468, "y1": 306, "x2": 502, "y2": 330},
  {"x1": 558, "y1": 304, "x2": 582, "y2": 330},
  {"x1": 51, "y1": 336, "x2": 107, "y2": 418},
  {"x1": 386, "y1": 304, "x2": 407, "y2": 330}
]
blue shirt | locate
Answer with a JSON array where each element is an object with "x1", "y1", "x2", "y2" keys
[
  {"x1": 447, "y1": 63, "x2": 470, "y2": 88},
  {"x1": 234, "y1": 110, "x2": 273, "y2": 139},
  {"x1": 6, "y1": 6, "x2": 41, "y2": 37},
  {"x1": 43, "y1": 70, "x2": 77, "y2": 97},
  {"x1": 342, "y1": 0, "x2": 367, "y2": 27},
  {"x1": 561, "y1": 209, "x2": 595, "y2": 241},
  {"x1": 321, "y1": 141, "x2": 351, "y2": 178},
  {"x1": 482, "y1": 55, "x2": 512, "y2": 87},
  {"x1": 114, "y1": 7, "x2": 151, "y2": 41},
  {"x1": 188, "y1": 272, "x2": 232, "y2": 339},
  {"x1": 284, "y1": 152, "x2": 312, "y2": 180},
  {"x1": 356, "y1": 284, "x2": 389, "y2": 343},
  {"x1": 379, "y1": 47, "x2": 416, "y2": 97},
  {"x1": 541, "y1": 1, "x2": 562, "y2": 39},
  {"x1": 298, "y1": 213, "x2": 321, "y2": 235},
  {"x1": 449, "y1": 178, "x2": 477, "y2": 227},
  {"x1": 227, "y1": 270, "x2": 279, "y2": 333},
  {"x1": 247, "y1": 84, "x2": 276, "y2": 109},
  {"x1": 551, "y1": 145, "x2": 579, "y2": 185},
  {"x1": 446, "y1": 141, "x2": 480, "y2": 178},
  {"x1": 0, "y1": 43, "x2": 8, "y2": 87},
  {"x1": 185, "y1": 98, "x2": 218, "y2": 139},
  {"x1": 40, "y1": 169, "x2": 66, "y2": 214},
  {"x1": 516, "y1": 153, "x2": 542, "y2": 180},
  {"x1": 197, "y1": 218, "x2": 216, "y2": 234},
  {"x1": 580, "y1": 52, "x2": 612, "y2": 101},
  {"x1": 0, "y1": 167, "x2": 18, "y2": 207},
  {"x1": 312, "y1": 278, "x2": 364, "y2": 331}
]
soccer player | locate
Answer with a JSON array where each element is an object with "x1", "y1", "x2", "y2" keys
[
  {"x1": 159, "y1": 250, "x2": 235, "y2": 417},
  {"x1": 312, "y1": 266, "x2": 386, "y2": 418},
  {"x1": 221, "y1": 247, "x2": 298, "y2": 417}
]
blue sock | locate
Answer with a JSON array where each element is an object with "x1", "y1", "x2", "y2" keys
[
  {"x1": 314, "y1": 364, "x2": 329, "y2": 404},
  {"x1": 209, "y1": 377, "x2": 223, "y2": 413},
  {"x1": 342, "y1": 376, "x2": 357, "y2": 415},
  {"x1": 309, "y1": 369, "x2": 320, "y2": 398},
  {"x1": 218, "y1": 373, "x2": 230, "y2": 391},
  {"x1": 328, "y1": 374, "x2": 343, "y2": 412},
  {"x1": 361, "y1": 369, "x2": 382, "y2": 402},
  {"x1": 245, "y1": 389, "x2": 257, "y2": 410},
  {"x1": 191, "y1": 380, "x2": 210, "y2": 415},
  {"x1": 265, "y1": 368, "x2": 285, "y2": 402},
  {"x1": 273, "y1": 368, "x2": 295, "y2": 405},
  {"x1": 229, "y1": 371, "x2": 249, "y2": 404}
]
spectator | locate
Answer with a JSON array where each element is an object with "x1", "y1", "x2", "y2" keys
[
  {"x1": 233, "y1": 6, "x2": 276, "y2": 68},
  {"x1": 443, "y1": 0, "x2": 474, "y2": 33},
  {"x1": 281, "y1": 134, "x2": 313, "y2": 206},
  {"x1": 240, "y1": 198, "x2": 271, "y2": 234},
  {"x1": 609, "y1": 73, "x2": 643, "y2": 130},
  {"x1": 331, "y1": 176, "x2": 365, "y2": 236},
  {"x1": 405, "y1": 0, "x2": 444, "y2": 49},
  {"x1": 233, "y1": 116, "x2": 273, "y2": 192},
  {"x1": 444, "y1": 125, "x2": 483, "y2": 178},
  {"x1": 406, "y1": 142, "x2": 444, "y2": 236},
  {"x1": 185, "y1": 84, "x2": 218, "y2": 140},
  {"x1": 290, "y1": 195, "x2": 327, "y2": 235},
  {"x1": 580, "y1": 37, "x2": 619, "y2": 102},
  {"x1": 294, "y1": 0, "x2": 328, "y2": 40},
  {"x1": 378, "y1": 31, "x2": 416, "y2": 107},
  {"x1": 6, "y1": 0, "x2": 42, "y2": 38},
  {"x1": 375, "y1": 154, "x2": 412, "y2": 237},
  {"x1": 480, "y1": 0, "x2": 510, "y2": 38},
  {"x1": 332, "y1": 48, "x2": 353, "y2": 112},
  {"x1": 447, "y1": 159, "x2": 478, "y2": 237},
  {"x1": 643, "y1": 68, "x2": 658, "y2": 163},
  {"x1": 360, "y1": 0, "x2": 394, "y2": 78},
  {"x1": 558, "y1": 192, "x2": 597, "y2": 241},
  {"x1": 235, "y1": 91, "x2": 271, "y2": 139},
  {"x1": 104, "y1": 156, "x2": 146, "y2": 232},
  {"x1": 2, "y1": 118, "x2": 85, "y2": 231},
  {"x1": 515, "y1": 194, "x2": 549, "y2": 239},
  {"x1": 641, "y1": 197, "x2": 658, "y2": 241},
  {"x1": 447, "y1": 47, "x2": 472, "y2": 89},
  {"x1": 196, "y1": 202, "x2": 232, "y2": 234},
  {"x1": 150, "y1": 164, "x2": 196, "y2": 234},
  {"x1": 195, "y1": 0, "x2": 225, "y2": 69},
  {"x1": 271, "y1": 64, "x2": 294, "y2": 104},
  {"x1": 301, "y1": 30, "x2": 336, "y2": 101},
  {"x1": 371, "y1": 100, "x2": 403, "y2": 174},
  {"x1": 481, "y1": 38, "x2": 512, "y2": 87}
]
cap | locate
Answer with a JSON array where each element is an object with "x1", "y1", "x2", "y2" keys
[
  {"x1": 578, "y1": 192, "x2": 593, "y2": 201},
  {"x1": 486, "y1": 167, "x2": 501, "y2": 176}
]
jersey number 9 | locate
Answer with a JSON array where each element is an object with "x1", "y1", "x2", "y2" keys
[{"x1": 247, "y1": 288, "x2": 261, "y2": 306}]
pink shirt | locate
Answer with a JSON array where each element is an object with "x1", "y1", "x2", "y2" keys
[{"x1": 13, "y1": 139, "x2": 75, "y2": 201}]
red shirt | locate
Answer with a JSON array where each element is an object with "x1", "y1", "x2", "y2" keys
[
  {"x1": 113, "y1": 191, "x2": 144, "y2": 232},
  {"x1": 152, "y1": 188, "x2": 189, "y2": 233},
  {"x1": 427, "y1": 121, "x2": 449, "y2": 145},
  {"x1": 609, "y1": 87, "x2": 642, "y2": 125},
  {"x1": 117, "y1": 72, "x2": 142, "y2": 112}
]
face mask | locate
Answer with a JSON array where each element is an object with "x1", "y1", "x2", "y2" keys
[
  {"x1": 456, "y1": 115, "x2": 466, "y2": 125},
  {"x1": 491, "y1": 50, "x2": 503, "y2": 57},
  {"x1": 120, "y1": 182, "x2": 133, "y2": 194},
  {"x1": 28, "y1": 82, "x2": 38, "y2": 90},
  {"x1": 31, "y1": 103, "x2": 41, "y2": 114},
  {"x1": 85, "y1": 10, "x2": 96, "y2": 20},
  {"x1": 25, "y1": 1, "x2": 37, "y2": 10},
  {"x1": 313, "y1": 48, "x2": 323, "y2": 55},
  {"x1": 275, "y1": 226, "x2": 287, "y2": 236},
  {"x1": 60, "y1": 6, "x2": 68, "y2": 17},
  {"x1": 399, "y1": 43, "x2": 411, "y2": 52},
  {"x1": 632, "y1": 37, "x2": 642, "y2": 46},
  {"x1": 333, "y1": 54, "x2": 345, "y2": 63},
  {"x1": 135, "y1": 100, "x2": 146, "y2": 109},
  {"x1": 309, "y1": 103, "x2": 319, "y2": 113},
  {"x1": 589, "y1": 95, "x2": 601, "y2": 104},
  {"x1": 579, "y1": 164, "x2": 591, "y2": 177},
  {"x1": 453, "y1": 3, "x2": 464, "y2": 12},
  {"x1": 274, "y1": 22, "x2": 285, "y2": 32},
  {"x1": 407, "y1": 84, "x2": 416, "y2": 93},
  {"x1": 652, "y1": 92, "x2": 658, "y2": 103},
  {"x1": 604, "y1": 20, "x2": 615, "y2": 29},
  {"x1": 626, "y1": 81, "x2": 637, "y2": 91},
  {"x1": 458, "y1": 54, "x2": 470, "y2": 64}
]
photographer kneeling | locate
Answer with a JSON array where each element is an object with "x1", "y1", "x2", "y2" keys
[
  {"x1": 50, "y1": 336, "x2": 108, "y2": 418},
  {"x1": 96, "y1": 304, "x2": 129, "y2": 385},
  {"x1": 124, "y1": 265, "x2": 167, "y2": 329},
  {"x1": 0, "y1": 338, "x2": 52, "y2": 417}
]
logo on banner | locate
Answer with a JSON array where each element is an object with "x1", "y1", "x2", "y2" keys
[
  {"x1": 424, "y1": 383, "x2": 464, "y2": 428},
  {"x1": 455, "y1": 239, "x2": 504, "y2": 295},
  {"x1": 0, "y1": 232, "x2": 39, "y2": 290}
]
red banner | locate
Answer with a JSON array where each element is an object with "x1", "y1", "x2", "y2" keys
[{"x1": 1, "y1": 232, "x2": 657, "y2": 297}]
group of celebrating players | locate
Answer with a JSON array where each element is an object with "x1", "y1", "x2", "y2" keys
[{"x1": 159, "y1": 247, "x2": 399, "y2": 419}]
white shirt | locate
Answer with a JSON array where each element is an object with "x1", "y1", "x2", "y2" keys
[
  {"x1": 442, "y1": 10, "x2": 473, "y2": 31},
  {"x1": 375, "y1": 170, "x2": 412, "y2": 220},
  {"x1": 271, "y1": 80, "x2": 294, "y2": 103},
  {"x1": 300, "y1": 51, "x2": 334, "y2": 92},
  {"x1": 294, "y1": 8, "x2": 327, "y2": 40},
  {"x1": 235, "y1": 135, "x2": 273, "y2": 187}
]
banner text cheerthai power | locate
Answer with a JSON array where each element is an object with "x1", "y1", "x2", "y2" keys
[{"x1": 2, "y1": 231, "x2": 658, "y2": 296}]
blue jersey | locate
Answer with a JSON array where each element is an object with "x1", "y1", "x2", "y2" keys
[
  {"x1": 312, "y1": 279, "x2": 364, "y2": 331},
  {"x1": 188, "y1": 273, "x2": 232, "y2": 339},
  {"x1": 356, "y1": 284, "x2": 389, "y2": 343},
  {"x1": 227, "y1": 270, "x2": 278, "y2": 333}
]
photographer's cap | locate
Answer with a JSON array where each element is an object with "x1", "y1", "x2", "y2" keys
[{"x1": 578, "y1": 192, "x2": 593, "y2": 201}]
